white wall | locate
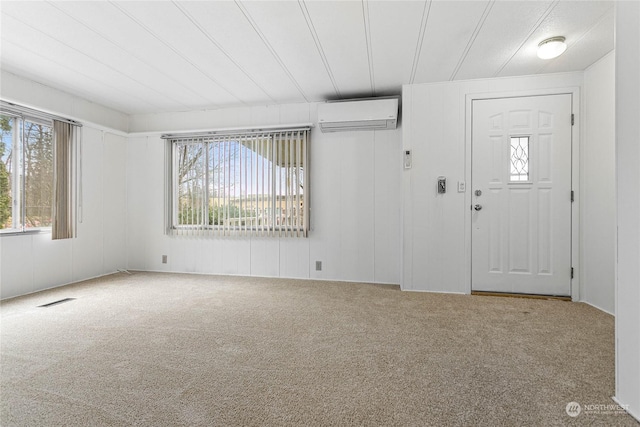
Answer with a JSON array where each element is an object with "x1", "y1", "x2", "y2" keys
[
  {"x1": 1, "y1": 71, "x2": 128, "y2": 133},
  {"x1": 0, "y1": 127, "x2": 127, "y2": 299},
  {"x1": 0, "y1": 74, "x2": 128, "y2": 300},
  {"x1": 402, "y1": 72, "x2": 585, "y2": 294},
  {"x1": 126, "y1": 103, "x2": 401, "y2": 284},
  {"x1": 582, "y1": 52, "x2": 616, "y2": 314},
  {"x1": 615, "y1": 1, "x2": 640, "y2": 420}
]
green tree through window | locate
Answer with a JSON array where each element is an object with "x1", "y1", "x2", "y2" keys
[
  {"x1": 0, "y1": 114, "x2": 53, "y2": 232},
  {"x1": 23, "y1": 121, "x2": 53, "y2": 227},
  {"x1": 170, "y1": 129, "x2": 309, "y2": 237},
  {"x1": 0, "y1": 116, "x2": 11, "y2": 228}
]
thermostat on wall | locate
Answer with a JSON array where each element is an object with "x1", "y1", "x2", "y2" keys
[{"x1": 404, "y1": 149, "x2": 412, "y2": 169}]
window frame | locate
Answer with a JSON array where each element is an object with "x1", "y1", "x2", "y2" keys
[
  {"x1": 0, "y1": 101, "x2": 82, "y2": 237},
  {"x1": 165, "y1": 126, "x2": 311, "y2": 238},
  {"x1": 0, "y1": 113, "x2": 54, "y2": 235},
  {"x1": 508, "y1": 134, "x2": 533, "y2": 184}
]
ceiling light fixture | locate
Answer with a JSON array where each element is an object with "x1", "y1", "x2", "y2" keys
[{"x1": 537, "y1": 36, "x2": 567, "y2": 59}]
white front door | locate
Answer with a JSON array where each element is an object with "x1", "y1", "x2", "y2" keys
[{"x1": 471, "y1": 94, "x2": 572, "y2": 296}]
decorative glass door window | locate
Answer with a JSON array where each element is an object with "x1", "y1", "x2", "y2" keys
[{"x1": 510, "y1": 136, "x2": 530, "y2": 182}]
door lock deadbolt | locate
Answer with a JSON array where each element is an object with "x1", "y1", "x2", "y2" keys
[
  {"x1": 437, "y1": 177, "x2": 446, "y2": 194},
  {"x1": 475, "y1": 190, "x2": 482, "y2": 197}
]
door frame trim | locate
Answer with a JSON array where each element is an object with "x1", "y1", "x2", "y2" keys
[{"x1": 464, "y1": 87, "x2": 581, "y2": 301}]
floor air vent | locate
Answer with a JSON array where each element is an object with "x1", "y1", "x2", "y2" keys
[{"x1": 38, "y1": 298, "x2": 76, "y2": 308}]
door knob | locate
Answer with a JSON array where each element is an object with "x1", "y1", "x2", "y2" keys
[{"x1": 474, "y1": 204, "x2": 483, "y2": 211}]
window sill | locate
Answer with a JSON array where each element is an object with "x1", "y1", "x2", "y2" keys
[{"x1": 0, "y1": 228, "x2": 52, "y2": 237}]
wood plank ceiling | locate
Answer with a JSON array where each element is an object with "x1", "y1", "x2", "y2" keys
[{"x1": 0, "y1": 1, "x2": 615, "y2": 115}]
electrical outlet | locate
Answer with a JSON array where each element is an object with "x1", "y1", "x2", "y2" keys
[
  {"x1": 315, "y1": 261, "x2": 322, "y2": 271},
  {"x1": 162, "y1": 255, "x2": 168, "y2": 264},
  {"x1": 458, "y1": 181, "x2": 466, "y2": 192}
]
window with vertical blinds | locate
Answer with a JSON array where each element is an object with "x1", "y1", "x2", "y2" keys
[{"x1": 165, "y1": 127, "x2": 310, "y2": 237}]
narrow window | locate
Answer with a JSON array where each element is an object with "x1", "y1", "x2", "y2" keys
[
  {"x1": 24, "y1": 119, "x2": 54, "y2": 229},
  {"x1": 1, "y1": 115, "x2": 53, "y2": 231},
  {"x1": 510, "y1": 136, "x2": 530, "y2": 182},
  {"x1": 1, "y1": 103, "x2": 81, "y2": 237},
  {"x1": 0, "y1": 116, "x2": 15, "y2": 229}
]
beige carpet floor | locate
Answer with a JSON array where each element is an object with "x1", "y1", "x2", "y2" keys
[{"x1": 0, "y1": 271, "x2": 637, "y2": 426}]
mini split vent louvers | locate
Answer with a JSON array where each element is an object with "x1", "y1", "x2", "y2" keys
[{"x1": 318, "y1": 98, "x2": 398, "y2": 133}]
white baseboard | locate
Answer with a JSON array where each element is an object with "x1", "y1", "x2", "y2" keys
[{"x1": 612, "y1": 396, "x2": 640, "y2": 423}]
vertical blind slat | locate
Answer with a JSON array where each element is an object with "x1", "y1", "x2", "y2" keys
[
  {"x1": 295, "y1": 131, "x2": 300, "y2": 237},
  {"x1": 240, "y1": 135, "x2": 244, "y2": 236},
  {"x1": 242, "y1": 134, "x2": 248, "y2": 236},
  {"x1": 290, "y1": 131, "x2": 295, "y2": 237},
  {"x1": 303, "y1": 130, "x2": 308, "y2": 236},
  {"x1": 216, "y1": 137, "x2": 221, "y2": 238},
  {"x1": 290, "y1": 134, "x2": 294, "y2": 237},
  {"x1": 224, "y1": 139, "x2": 228, "y2": 236},
  {"x1": 275, "y1": 133, "x2": 280, "y2": 238},
  {"x1": 260, "y1": 136, "x2": 265, "y2": 237},
  {"x1": 268, "y1": 135, "x2": 272, "y2": 237},
  {"x1": 287, "y1": 132, "x2": 292, "y2": 237},
  {"x1": 251, "y1": 137, "x2": 255, "y2": 233},
  {"x1": 299, "y1": 130, "x2": 304, "y2": 236},
  {"x1": 233, "y1": 138, "x2": 237, "y2": 236}
]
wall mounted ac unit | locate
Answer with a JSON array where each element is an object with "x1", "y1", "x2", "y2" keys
[{"x1": 317, "y1": 98, "x2": 398, "y2": 133}]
